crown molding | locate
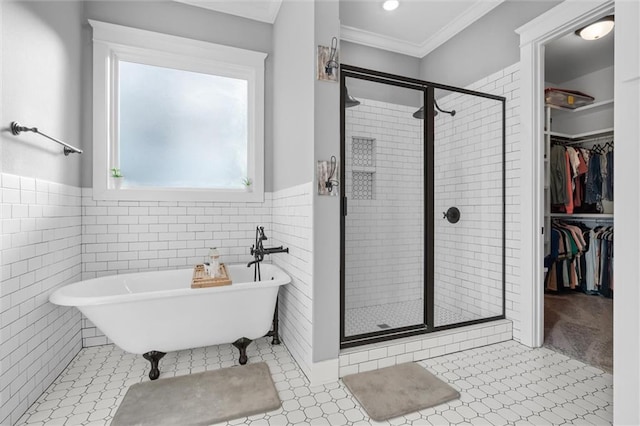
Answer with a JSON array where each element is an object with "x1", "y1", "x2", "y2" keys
[
  {"x1": 174, "y1": 0, "x2": 282, "y2": 24},
  {"x1": 341, "y1": 0, "x2": 504, "y2": 59},
  {"x1": 340, "y1": 25, "x2": 424, "y2": 57}
]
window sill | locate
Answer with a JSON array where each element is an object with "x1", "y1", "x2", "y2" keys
[{"x1": 92, "y1": 187, "x2": 264, "y2": 203}]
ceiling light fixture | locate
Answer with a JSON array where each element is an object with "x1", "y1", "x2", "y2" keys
[
  {"x1": 575, "y1": 15, "x2": 614, "y2": 40},
  {"x1": 382, "y1": 0, "x2": 399, "y2": 12}
]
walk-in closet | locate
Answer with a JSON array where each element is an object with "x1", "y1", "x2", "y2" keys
[{"x1": 542, "y1": 21, "x2": 614, "y2": 372}]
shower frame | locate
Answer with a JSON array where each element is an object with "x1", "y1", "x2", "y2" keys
[{"x1": 339, "y1": 64, "x2": 507, "y2": 349}]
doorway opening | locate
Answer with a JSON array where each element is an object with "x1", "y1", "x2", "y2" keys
[{"x1": 516, "y1": 0, "x2": 614, "y2": 373}]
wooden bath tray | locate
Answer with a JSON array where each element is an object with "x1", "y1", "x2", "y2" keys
[{"x1": 191, "y1": 263, "x2": 232, "y2": 288}]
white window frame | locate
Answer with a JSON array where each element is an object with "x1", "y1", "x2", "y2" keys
[{"x1": 90, "y1": 20, "x2": 266, "y2": 202}]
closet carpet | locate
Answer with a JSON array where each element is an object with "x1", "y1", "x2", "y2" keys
[{"x1": 544, "y1": 292, "x2": 613, "y2": 373}]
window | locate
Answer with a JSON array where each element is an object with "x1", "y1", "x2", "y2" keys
[{"x1": 90, "y1": 20, "x2": 266, "y2": 201}]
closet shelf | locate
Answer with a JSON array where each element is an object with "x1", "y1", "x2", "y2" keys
[
  {"x1": 545, "y1": 127, "x2": 614, "y2": 140},
  {"x1": 546, "y1": 99, "x2": 614, "y2": 113}
]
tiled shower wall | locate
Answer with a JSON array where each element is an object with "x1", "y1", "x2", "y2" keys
[
  {"x1": 344, "y1": 100, "x2": 424, "y2": 310},
  {"x1": 80, "y1": 188, "x2": 273, "y2": 345},
  {"x1": 0, "y1": 174, "x2": 83, "y2": 426},
  {"x1": 270, "y1": 182, "x2": 313, "y2": 379},
  {"x1": 477, "y1": 63, "x2": 521, "y2": 340}
]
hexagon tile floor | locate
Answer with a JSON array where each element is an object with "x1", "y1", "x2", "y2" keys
[{"x1": 16, "y1": 338, "x2": 612, "y2": 426}]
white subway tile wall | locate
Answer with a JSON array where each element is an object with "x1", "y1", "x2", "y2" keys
[
  {"x1": 79, "y1": 188, "x2": 273, "y2": 346},
  {"x1": 270, "y1": 182, "x2": 313, "y2": 379},
  {"x1": 0, "y1": 174, "x2": 83, "y2": 426},
  {"x1": 344, "y1": 101, "x2": 424, "y2": 313},
  {"x1": 338, "y1": 319, "x2": 513, "y2": 377},
  {"x1": 468, "y1": 63, "x2": 521, "y2": 340}
]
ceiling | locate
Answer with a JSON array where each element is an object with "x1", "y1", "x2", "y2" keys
[
  {"x1": 175, "y1": 0, "x2": 504, "y2": 58},
  {"x1": 174, "y1": 0, "x2": 614, "y2": 77},
  {"x1": 545, "y1": 28, "x2": 614, "y2": 83},
  {"x1": 339, "y1": 0, "x2": 504, "y2": 58}
]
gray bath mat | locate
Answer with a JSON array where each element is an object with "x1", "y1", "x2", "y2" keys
[
  {"x1": 342, "y1": 362, "x2": 459, "y2": 421},
  {"x1": 112, "y1": 362, "x2": 281, "y2": 426}
]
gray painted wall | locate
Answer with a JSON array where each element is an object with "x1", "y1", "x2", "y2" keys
[
  {"x1": 420, "y1": 0, "x2": 560, "y2": 88},
  {"x1": 1, "y1": 1, "x2": 84, "y2": 187},
  {"x1": 312, "y1": 0, "x2": 340, "y2": 364},
  {"x1": 272, "y1": 0, "x2": 315, "y2": 191},
  {"x1": 82, "y1": 1, "x2": 275, "y2": 191},
  {"x1": 341, "y1": 41, "x2": 421, "y2": 107}
]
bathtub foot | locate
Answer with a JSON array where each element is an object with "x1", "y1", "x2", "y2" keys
[
  {"x1": 271, "y1": 299, "x2": 281, "y2": 345},
  {"x1": 143, "y1": 351, "x2": 166, "y2": 380},
  {"x1": 232, "y1": 338, "x2": 252, "y2": 365}
]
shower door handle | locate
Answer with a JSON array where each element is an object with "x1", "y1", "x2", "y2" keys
[{"x1": 342, "y1": 197, "x2": 348, "y2": 216}]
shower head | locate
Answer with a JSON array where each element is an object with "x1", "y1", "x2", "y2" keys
[
  {"x1": 412, "y1": 106, "x2": 437, "y2": 119},
  {"x1": 345, "y1": 88, "x2": 361, "y2": 108},
  {"x1": 412, "y1": 100, "x2": 455, "y2": 119}
]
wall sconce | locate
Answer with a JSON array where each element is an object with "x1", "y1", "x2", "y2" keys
[
  {"x1": 325, "y1": 37, "x2": 338, "y2": 75},
  {"x1": 317, "y1": 37, "x2": 338, "y2": 82},
  {"x1": 317, "y1": 156, "x2": 340, "y2": 196}
]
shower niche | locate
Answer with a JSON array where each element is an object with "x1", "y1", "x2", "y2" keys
[
  {"x1": 351, "y1": 136, "x2": 376, "y2": 200},
  {"x1": 340, "y1": 65, "x2": 506, "y2": 348}
]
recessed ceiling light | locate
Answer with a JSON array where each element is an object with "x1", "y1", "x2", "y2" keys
[
  {"x1": 575, "y1": 15, "x2": 614, "y2": 40},
  {"x1": 383, "y1": 0, "x2": 399, "y2": 12}
]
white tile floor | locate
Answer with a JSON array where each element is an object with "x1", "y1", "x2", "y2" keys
[
  {"x1": 345, "y1": 300, "x2": 471, "y2": 336},
  {"x1": 16, "y1": 338, "x2": 612, "y2": 426}
]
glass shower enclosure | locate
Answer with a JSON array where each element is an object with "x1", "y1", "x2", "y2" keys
[{"x1": 340, "y1": 65, "x2": 505, "y2": 348}]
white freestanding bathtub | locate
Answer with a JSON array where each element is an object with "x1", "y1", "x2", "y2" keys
[{"x1": 50, "y1": 263, "x2": 290, "y2": 379}]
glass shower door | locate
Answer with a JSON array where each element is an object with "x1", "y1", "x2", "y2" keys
[
  {"x1": 432, "y1": 89, "x2": 505, "y2": 328},
  {"x1": 341, "y1": 73, "x2": 428, "y2": 344}
]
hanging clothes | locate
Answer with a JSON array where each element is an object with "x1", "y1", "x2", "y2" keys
[
  {"x1": 546, "y1": 220, "x2": 613, "y2": 298},
  {"x1": 563, "y1": 150, "x2": 574, "y2": 214},
  {"x1": 550, "y1": 140, "x2": 613, "y2": 213},
  {"x1": 550, "y1": 144, "x2": 568, "y2": 204},
  {"x1": 585, "y1": 151, "x2": 602, "y2": 204},
  {"x1": 605, "y1": 149, "x2": 614, "y2": 201}
]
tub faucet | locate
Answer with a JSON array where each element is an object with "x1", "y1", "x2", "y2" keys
[{"x1": 248, "y1": 226, "x2": 289, "y2": 279}]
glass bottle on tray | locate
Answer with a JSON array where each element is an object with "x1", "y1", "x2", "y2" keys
[{"x1": 208, "y1": 247, "x2": 221, "y2": 278}]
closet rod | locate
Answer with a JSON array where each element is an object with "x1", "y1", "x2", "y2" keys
[
  {"x1": 552, "y1": 215, "x2": 613, "y2": 224},
  {"x1": 10, "y1": 121, "x2": 83, "y2": 156},
  {"x1": 551, "y1": 135, "x2": 614, "y2": 147}
]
